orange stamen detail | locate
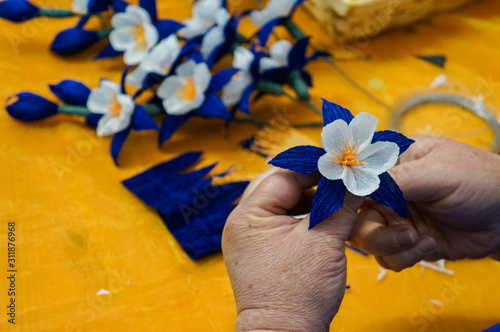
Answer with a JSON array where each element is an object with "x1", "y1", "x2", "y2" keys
[
  {"x1": 176, "y1": 77, "x2": 197, "y2": 101},
  {"x1": 331, "y1": 139, "x2": 368, "y2": 167},
  {"x1": 108, "y1": 95, "x2": 122, "y2": 117},
  {"x1": 131, "y1": 26, "x2": 146, "y2": 49}
]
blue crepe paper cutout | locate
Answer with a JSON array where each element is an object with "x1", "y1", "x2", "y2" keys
[
  {"x1": 345, "y1": 285, "x2": 351, "y2": 289},
  {"x1": 322, "y1": 99, "x2": 354, "y2": 125},
  {"x1": 88, "y1": 0, "x2": 110, "y2": 13},
  {"x1": 372, "y1": 130, "x2": 414, "y2": 155},
  {"x1": 142, "y1": 72, "x2": 164, "y2": 89},
  {"x1": 0, "y1": 0, "x2": 39, "y2": 22},
  {"x1": 206, "y1": 68, "x2": 239, "y2": 94},
  {"x1": 94, "y1": 44, "x2": 123, "y2": 60},
  {"x1": 156, "y1": 19, "x2": 184, "y2": 40},
  {"x1": 122, "y1": 152, "x2": 249, "y2": 259},
  {"x1": 483, "y1": 323, "x2": 500, "y2": 332},
  {"x1": 309, "y1": 178, "x2": 345, "y2": 229},
  {"x1": 194, "y1": 94, "x2": 230, "y2": 120},
  {"x1": 132, "y1": 106, "x2": 158, "y2": 132},
  {"x1": 238, "y1": 84, "x2": 254, "y2": 114},
  {"x1": 369, "y1": 172, "x2": 407, "y2": 219},
  {"x1": 49, "y1": 80, "x2": 91, "y2": 106},
  {"x1": 257, "y1": 18, "x2": 280, "y2": 45},
  {"x1": 76, "y1": 16, "x2": 90, "y2": 28},
  {"x1": 6, "y1": 92, "x2": 58, "y2": 121},
  {"x1": 86, "y1": 113, "x2": 103, "y2": 128},
  {"x1": 51, "y1": 28, "x2": 99, "y2": 55},
  {"x1": 288, "y1": 37, "x2": 309, "y2": 71},
  {"x1": 301, "y1": 71, "x2": 313, "y2": 87},
  {"x1": 139, "y1": 0, "x2": 157, "y2": 24},
  {"x1": 111, "y1": 0, "x2": 128, "y2": 12},
  {"x1": 345, "y1": 243, "x2": 370, "y2": 257},
  {"x1": 111, "y1": 126, "x2": 131, "y2": 166},
  {"x1": 416, "y1": 55, "x2": 446, "y2": 68},
  {"x1": 206, "y1": 17, "x2": 238, "y2": 68},
  {"x1": 159, "y1": 114, "x2": 191, "y2": 145},
  {"x1": 268, "y1": 145, "x2": 323, "y2": 174}
]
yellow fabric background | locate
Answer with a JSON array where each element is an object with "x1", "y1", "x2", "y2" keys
[{"x1": 0, "y1": 0, "x2": 499, "y2": 331}]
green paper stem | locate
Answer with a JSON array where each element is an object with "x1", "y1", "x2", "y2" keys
[
  {"x1": 288, "y1": 70, "x2": 310, "y2": 101},
  {"x1": 283, "y1": 91, "x2": 322, "y2": 116},
  {"x1": 284, "y1": 19, "x2": 306, "y2": 40},
  {"x1": 97, "y1": 28, "x2": 113, "y2": 39},
  {"x1": 257, "y1": 80, "x2": 284, "y2": 96},
  {"x1": 58, "y1": 105, "x2": 91, "y2": 116},
  {"x1": 141, "y1": 103, "x2": 164, "y2": 116},
  {"x1": 38, "y1": 9, "x2": 76, "y2": 18}
]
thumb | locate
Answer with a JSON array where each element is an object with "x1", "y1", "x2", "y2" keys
[{"x1": 305, "y1": 192, "x2": 364, "y2": 242}]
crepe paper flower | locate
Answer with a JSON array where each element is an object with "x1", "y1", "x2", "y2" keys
[
  {"x1": 50, "y1": 27, "x2": 111, "y2": 55},
  {"x1": 126, "y1": 34, "x2": 181, "y2": 87},
  {"x1": 0, "y1": 0, "x2": 39, "y2": 22},
  {"x1": 200, "y1": 8, "x2": 238, "y2": 68},
  {"x1": 259, "y1": 37, "x2": 329, "y2": 100},
  {"x1": 157, "y1": 60, "x2": 237, "y2": 145},
  {"x1": 72, "y1": 0, "x2": 111, "y2": 14},
  {"x1": 249, "y1": 0, "x2": 305, "y2": 45},
  {"x1": 122, "y1": 151, "x2": 249, "y2": 259},
  {"x1": 269, "y1": 99, "x2": 415, "y2": 229},
  {"x1": 177, "y1": 0, "x2": 225, "y2": 39},
  {"x1": 49, "y1": 79, "x2": 91, "y2": 106},
  {"x1": 5, "y1": 92, "x2": 58, "y2": 121}
]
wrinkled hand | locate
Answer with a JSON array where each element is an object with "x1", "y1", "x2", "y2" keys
[
  {"x1": 222, "y1": 168, "x2": 363, "y2": 332},
  {"x1": 350, "y1": 136, "x2": 500, "y2": 271}
]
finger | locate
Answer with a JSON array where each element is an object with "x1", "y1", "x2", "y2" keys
[
  {"x1": 350, "y1": 205, "x2": 419, "y2": 255},
  {"x1": 240, "y1": 166, "x2": 279, "y2": 201},
  {"x1": 375, "y1": 236, "x2": 437, "y2": 272},
  {"x1": 287, "y1": 188, "x2": 315, "y2": 216},
  {"x1": 240, "y1": 169, "x2": 321, "y2": 217}
]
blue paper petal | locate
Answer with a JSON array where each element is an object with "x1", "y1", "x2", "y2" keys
[
  {"x1": 301, "y1": 70, "x2": 313, "y2": 87},
  {"x1": 94, "y1": 44, "x2": 123, "y2": 60},
  {"x1": 142, "y1": 72, "x2": 165, "y2": 89},
  {"x1": 308, "y1": 50, "x2": 330, "y2": 62},
  {"x1": 194, "y1": 94, "x2": 230, "y2": 120},
  {"x1": 139, "y1": 0, "x2": 156, "y2": 23},
  {"x1": 6, "y1": 92, "x2": 58, "y2": 121},
  {"x1": 0, "y1": 0, "x2": 39, "y2": 22},
  {"x1": 85, "y1": 113, "x2": 103, "y2": 128},
  {"x1": 88, "y1": 0, "x2": 110, "y2": 13},
  {"x1": 111, "y1": 126, "x2": 131, "y2": 166},
  {"x1": 206, "y1": 68, "x2": 239, "y2": 94},
  {"x1": 257, "y1": 18, "x2": 280, "y2": 45},
  {"x1": 288, "y1": 37, "x2": 309, "y2": 71},
  {"x1": 76, "y1": 16, "x2": 90, "y2": 28},
  {"x1": 372, "y1": 130, "x2": 415, "y2": 155},
  {"x1": 49, "y1": 80, "x2": 91, "y2": 106},
  {"x1": 321, "y1": 99, "x2": 354, "y2": 125},
  {"x1": 309, "y1": 178, "x2": 345, "y2": 229},
  {"x1": 50, "y1": 28, "x2": 99, "y2": 55},
  {"x1": 369, "y1": 172, "x2": 408, "y2": 219},
  {"x1": 159, "y1": 113, "x2": 191, "y2": 145},
  {"x1": 238, "y1": 84, "x2": 254, "y2": 114},
  {"x1": 268, "y1": 145, "x2": 324, "y2": 173},
  {"x1": 132, "y1": 105, "x2": 158, "y2": 132},
  {"x1": 111, "y1": 0, "x2": 127, "y2": 12},
  {"x1": 483, "y1": 323, "x2": 500, "y2": 332},
  {"x1": 156, "y1": 19, "x2": 184, "y2": 40}
]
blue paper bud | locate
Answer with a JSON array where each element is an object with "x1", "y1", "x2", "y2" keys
[
  {"x1": 49, "y1": 80, "x2": 91, "y2": 106},
  {"x1": 0, "y1": 0, "x2": 39, "y2": 22},
  {"x1": 50, "y1": 28, "x2": 100, "y2": 56},
  {"x1": 6, "y1": 92, "x2": 58, "y2": 121}
]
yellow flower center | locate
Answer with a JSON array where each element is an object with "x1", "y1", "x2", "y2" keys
[
  {"x1": 176, "y1": 77, "x2": 197, "y2": 101},
  {"x1": 108, "y1": 95, "x2": 122, "y2": 117},
  {"x1": 131, "y1": 26, "x2": 146, "y2": 49},
  {"x1": 332, "y1": 139, "x2": 368, "y2": 167}
]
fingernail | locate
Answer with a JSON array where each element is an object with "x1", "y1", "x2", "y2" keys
[
  {"x1": 397, "y1": 230, "x2": 416, "y2": 247},
  {"x1": 419, "y1": 237, "x2": 437, "y2": 253}
]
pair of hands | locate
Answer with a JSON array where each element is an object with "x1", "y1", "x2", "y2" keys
[{"x1": 222, "y1": 136, "x2": 500, "y2": 331}]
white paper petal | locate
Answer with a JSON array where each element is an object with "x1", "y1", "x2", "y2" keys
[
  {"x1": 192, "y1": 62, "x2": 211, "y2": 94},
  {"x1": 221, "y1": 73, "x2": 252, "y2": 106},
  {"x1": 72, "y1": 0, "x2": 89, "y2": 15},
  {"x1": 163, "y1": 97, "x2": 193, "y2": 115},
  {"x1": 193, "y1": 0, "x2": 223, "y2": 22},
  {"x1": 157, "y1": 76, "x2": 184, "y2": 99},
  {"x1": 356, "y1": 141, "x2": 399, "y2": 175},
  {"x1": 178, "y1": 18, "x2": 211, "y2": 38},
  {"x1": 127, "y1": 5, "x2": 152, "y2": 25},
  {"x1": 201, "y1": 26, "x2": 224, "y2": 60},
  {"x1": 143, "y1": 24, "x2": 159, "y2": 49},
  {"x1": 116, "y1": 95, "x2": 135, "y2": 117},
  {"x1": 87, "y1": 90, "x2": 109, "y2": 114},
  {"x1": 321, "y1": 120, "x2": 352, "y2": 153},
  {"x1": 100, "y1": 80, "x2": 120, "y2": 95},
  {"x1": 349, "y1": 112, "x2": 377, "y2": 149},
  {"x1": 123, "y1": 46, "x2": 148, "y2": 65},
  {"x1": 111, "y1": 12, "x2": 140, "y2": 28},
  {"x1": 214, "y1": 7, "x2": 230, "y2": 26},
  {"x1": 343, "y1": 167, "x2": 380, "y2": 196},
  {"x1": 96, "y1": 114, "x2": 131, "y2": 137},
  {"x1": 268, "y1": 39, "x2": 292, "y2": 66},
  {"x1": 126, "y1": 67, "x2": 148, "y2": 87},
  {"x1": 109, "y1": 28, "x2": 134, "y2": 51},
  {"x1": 233, "y1": 46, "x2": 254, "y2": 71},
  {"x1": 175, "y1": 60, "x2": 196, "y2": 77},
  {"x1": 317, "y1": 152, "x2": 345, "y2": 181},
  {"x1": 259, "y1": 57, "x2": 282, "y2": 73}
]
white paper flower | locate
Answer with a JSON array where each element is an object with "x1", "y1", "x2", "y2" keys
[
  {"x1": 72, "y1": 0, "x2": 89, "y2": 14},
  {"x1": 157, "y1": 60, "x2": 211, "y2": 115},
  {"x1": 126, "y1": 35, "x2": 181, "y2": 87},
  {"x1": 317, "y1": 113, "x2": 400, "y2": 196},
  {"x1": 178, "y1": 0, "x2": 224, "y2": 39},
  {"x1": 87, "y1": 80, "x2": 135, "y2": 137},
  {"x1": 109, "y1": 5, "x2": 159, "y2": 65},
  {"x1": 259, "y1": 39, "x2": 292, "y2": 72},
  {"x1": 249, "y1": 0, "x2": 296, "y2": 27},
  {"x1": 222, "y1": 46, "x2": 254, "y2": 106},
  {"x1": 200, "y1": 8, "x2": 230, "y2": 60}
]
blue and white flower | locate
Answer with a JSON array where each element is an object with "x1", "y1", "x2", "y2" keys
[
  {"x1": 222, "y1": 46, "x2": 254, "y2": 107},
  {"x1": 200, "y1": 8, "x2": 230, "y2": 61},
  {"x1": 269, "y1": 99, "x2": 415, "y2": 229},
  {"x1": 109, "y1": 5, "x2": 159, "y2": 65},
  {"x1": 71, "y1": 0, "x2": 110, "y2": 14},
  {"x1": 157, "y1": 60, "x2": 211, "y2": 115},
  {"x1": 87, "y1": 80, "x2": 135, "y2": 136},
  {"x1": 127, "y1": 34, "x2": 181, "y2": 87},
  {"x1": 259, "y1": 39, "x2": 292, "y2": 72},
  {"x1": 178, "y1": 0, "x2": 224, "y2": 38}
]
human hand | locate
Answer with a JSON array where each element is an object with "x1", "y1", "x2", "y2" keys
[
  {"x1": 222, "y1": 168, "x2": 363, "y2": 332},
  {"x1": 349, "y1": 136, "x2": 500, "y2": 271}
]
